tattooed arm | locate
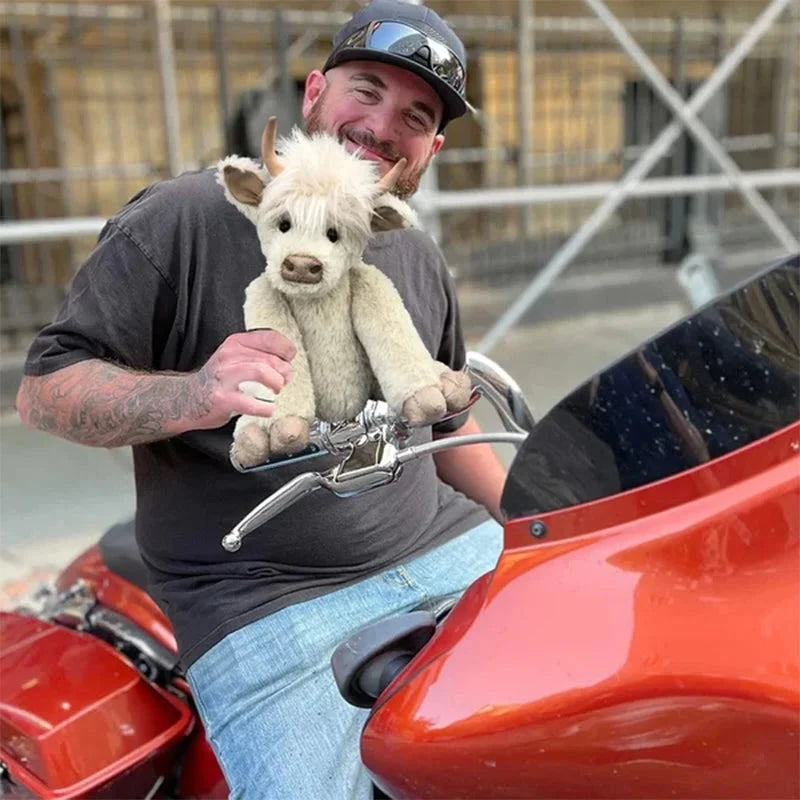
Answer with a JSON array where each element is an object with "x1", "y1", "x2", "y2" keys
[{"x1": 16, "y1": 331, "x2": 296, "y2": 448}]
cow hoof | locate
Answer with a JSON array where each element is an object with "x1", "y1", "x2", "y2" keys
[
  {"x1": 270, "y1": 416, "x2": 310, "y2": 455},
  {"x1": 231, "y1": 422, "x2": 271, "y2": 468},
  {"x1": 402, "y1": 385, "x2": 447, "y2": 426},
  {"x1": 439, "y1": 369, "x2": 472, "y2": 411}
]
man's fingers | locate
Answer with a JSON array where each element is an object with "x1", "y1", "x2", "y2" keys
[
  {"x1": 226, "y1": 362, "x2": 287, "y2": 394},
  {"x1": 229, "y1": 394, "x2": 276, "y2": 419},
  {"x1": 265, "y1": 354, "x2": 293, "y2": 380},
  {"x1": 235, "y1": 329, "x2": 297, "y2": 362}
]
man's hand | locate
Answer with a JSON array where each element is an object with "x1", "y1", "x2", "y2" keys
[
  {"x1": 191, "y1": 330, "x2": 296, "y2": 429},
  {"x1": 16, "y1": 330, "x2": 296, "y2": 448}
]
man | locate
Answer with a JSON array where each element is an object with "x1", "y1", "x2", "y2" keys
[{"x1": 16, "y1": 0, "x2": 507, "y2": 796}]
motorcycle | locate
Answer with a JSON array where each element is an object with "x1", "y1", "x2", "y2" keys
[{"x1": 1, "y1": 255, "x2": 797, "y2": 799}]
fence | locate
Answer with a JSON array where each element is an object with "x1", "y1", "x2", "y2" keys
[{"x1": 1, "y1": 0, "x2": 798, "y2": 350}]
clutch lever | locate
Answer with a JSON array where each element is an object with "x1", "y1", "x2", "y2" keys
[
  {"x1": 222, "y1": 432, "x2": 402, "y2": 552},
  {"x1": 222, "y1": 472, "x2": 325, "y2": 552}
]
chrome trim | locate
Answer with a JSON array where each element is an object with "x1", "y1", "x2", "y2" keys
[{"x1": 466, "y1": 352, "x2": 536, "y2": 434}]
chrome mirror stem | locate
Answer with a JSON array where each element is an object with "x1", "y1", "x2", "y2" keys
[{"x1": 466, "y1": 352, "x2": 535, "y2": 434}]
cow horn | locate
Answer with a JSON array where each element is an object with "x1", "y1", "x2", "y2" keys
[
  {"x1": 377, "y1": 158, "x2": 407, "y2": 193},
  {"x1": 261, "y1": 117, "x2": 284, "y2": 176}
]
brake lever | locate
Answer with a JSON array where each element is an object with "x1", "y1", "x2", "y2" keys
[
  {"x1": 221, "y1": 472, "x2": 324, "y2": 552},
  {"x1": 222, "y1": 431, "x2": 403, "y2": 552}
]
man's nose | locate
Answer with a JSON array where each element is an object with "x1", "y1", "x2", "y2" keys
[{"x1": 364, "y1": 111, "x2": 399, "y2": 147}]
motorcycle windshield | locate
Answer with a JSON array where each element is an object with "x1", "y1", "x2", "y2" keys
[{"x1": 501, "y1": 254, "x2": 800, "y2": 519}]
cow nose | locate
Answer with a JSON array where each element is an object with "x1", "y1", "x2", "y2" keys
[{"x1": 281, "y1": 256, "x2": 323, "y2": 284}]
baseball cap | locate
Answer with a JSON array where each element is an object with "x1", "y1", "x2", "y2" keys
[{"x1": 323, "y1": 0, "x2": 467, "y2": 131}]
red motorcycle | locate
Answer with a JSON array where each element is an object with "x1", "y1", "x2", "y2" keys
[{"x1": 2, "y1": 255, "x2": 798, "y2": 799}]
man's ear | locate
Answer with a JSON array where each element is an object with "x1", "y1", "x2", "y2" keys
[
  {"x1": 371, "y1": 193, "x2": 419, "y2": 232},
  {"x1": 302, "y1": 70, "x2": 328, "y2": 120},
  {"x1": 216, "y1": 156, "x2": 267, "y2": 221}
]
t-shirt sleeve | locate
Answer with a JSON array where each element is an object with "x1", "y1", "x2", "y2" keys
[{"x1": 24, "y1": 221, "x2": 178, "y2": 377}]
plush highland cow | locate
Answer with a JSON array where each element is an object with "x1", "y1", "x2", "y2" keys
[{"x1": 218, "y1": 118, "x2": 471, "y2": 468}]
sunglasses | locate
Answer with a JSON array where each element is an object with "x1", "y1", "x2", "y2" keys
[{"x1": 336, "y1": 20, "x2": 466, "y2": 96}]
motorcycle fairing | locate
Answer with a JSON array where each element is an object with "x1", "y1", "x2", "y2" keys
[
  {"x1": 0, "y1": 612, "x2": 193, "y2": 798},
  {"x1": 359, "y1": 425, "x2": 800, "y2": 798}
]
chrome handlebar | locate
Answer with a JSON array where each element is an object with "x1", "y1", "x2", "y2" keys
[
  {"x1": 229, "y1": 397, "x2": 431, "y2": 474},
  {"x1": 222, "y1": 353, "x2": 535, "y2": 553}
]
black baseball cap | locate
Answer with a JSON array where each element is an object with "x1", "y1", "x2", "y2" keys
[{"x1": 322, "y1": 0, "x2": 468, "y2": 131}]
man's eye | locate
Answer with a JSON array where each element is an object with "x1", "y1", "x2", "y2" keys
[
  {"x1": 278, "y1": 219, "x2": 291, "y2": 233},
  {"x1": 355, "y1": 88, "x2": 378, "y2": 101}
]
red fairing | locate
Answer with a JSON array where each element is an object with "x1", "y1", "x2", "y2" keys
[
  {"x1": 56, "y1": 547, "x2": 176, "y2": 653},
  {"x1": 362, "y1": 424, "x2": 800, "y2": 799},
  {"x1": 0, "y1": 613, "x2": 193, "y2": 798}
]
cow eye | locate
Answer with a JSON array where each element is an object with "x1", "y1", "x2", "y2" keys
[
  {"x1": 278, "y1": 218, "x2": 291, "y2": 233},
  {"x1": 326, "y1": 227, "x2": 339, "y2": 243}
]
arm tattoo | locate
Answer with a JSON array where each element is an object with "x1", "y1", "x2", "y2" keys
[{"x1": 19, "y1": 360, "x2": 214, "y2": 447}]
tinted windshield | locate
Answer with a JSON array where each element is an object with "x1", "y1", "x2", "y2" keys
[{"x1": 501, "y1": 255, "x2": 800, "y2": 520}]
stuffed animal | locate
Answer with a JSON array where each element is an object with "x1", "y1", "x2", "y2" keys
[{"x1": 218, "y1": 118, "x2": 471, "y2": 468}]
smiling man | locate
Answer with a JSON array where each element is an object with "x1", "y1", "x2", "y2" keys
[{"x1": 16, "y1": 0, "x2": 507, "y2": 797}]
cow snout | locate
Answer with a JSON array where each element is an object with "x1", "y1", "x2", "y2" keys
[{"x1": 281, "y1": 256, "x2": 323, "y2": 284}]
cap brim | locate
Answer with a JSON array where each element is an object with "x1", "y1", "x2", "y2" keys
[{"x1": 323, "y1": 48, "x2": 467, "y2": 128}]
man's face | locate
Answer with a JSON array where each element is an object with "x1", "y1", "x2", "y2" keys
[{"x1": 302, "y1": 60, "x2": 445, "y2": 199}]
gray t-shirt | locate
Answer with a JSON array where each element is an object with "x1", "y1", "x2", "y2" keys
[{"x1": 25, "y1": 167, "x2": 488, "y2": 667}]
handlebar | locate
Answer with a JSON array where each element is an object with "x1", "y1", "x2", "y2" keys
[
  {"x1": 229, "y1": 396, "x2": 465, "y2": 474},
  {"x1": 222, "y1": 354, "x2": 535, "y2": 553}
]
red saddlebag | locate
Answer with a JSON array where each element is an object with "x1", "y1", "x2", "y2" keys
[{"x1": 0, "y1": 612, "x2": 193, "y2": 798}]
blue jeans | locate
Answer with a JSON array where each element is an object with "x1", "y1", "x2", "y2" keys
[{"x1": 186, "y1": 519, "x2": 502, "y2": 800}]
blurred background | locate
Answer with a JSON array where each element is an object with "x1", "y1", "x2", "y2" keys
[{"x1": 0, "y1": 0, "x2": 798, "y2": 601}]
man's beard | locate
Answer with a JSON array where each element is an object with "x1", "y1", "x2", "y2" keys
[{"x1": 305, "y1": 91, "x2": 431, "y2": 200}]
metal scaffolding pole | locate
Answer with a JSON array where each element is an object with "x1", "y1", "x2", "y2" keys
[
  {"x1": 517, "y1": 0, "x2": 535, "y2": 236},
  {"x1": 5, "y1": 171, "x2": 797, "y2": 247},
  {"x1": 213, "y1": 6, "x2": 232, "y2": 155},
  {"x1": 477, "y1": 0, "x2": 793, "y2": 355},
  {"x1": 417, "y1": 170, "x2": 800, "y2": 210},
  {"x1": 154, "y1": 0, "x2": 182, "y2": 176}
]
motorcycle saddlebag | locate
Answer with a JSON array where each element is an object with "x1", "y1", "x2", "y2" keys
[{"x1": 0, "y1": 612, "x2": 193, "y2": 798}]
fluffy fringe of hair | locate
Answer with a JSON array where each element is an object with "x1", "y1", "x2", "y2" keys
[{"x1": 265, "y1": 129, "x2": 385, "y2": 240}]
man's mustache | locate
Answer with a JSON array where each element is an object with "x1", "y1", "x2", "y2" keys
[{"x1": 339, "y1": 128, "x2": 403, "y2": 163}]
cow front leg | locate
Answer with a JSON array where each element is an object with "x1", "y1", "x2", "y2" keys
[
  {"x1": 231, "y1": 277, "x2": 315, "y2": 463},
  {"x1": 264, "y1": 338, "x2": 315, "y2": 456},
  {"x1": 231, "y1": 411, "x2": 273, "y2": 468},
  {"x1": 352, "y1": 265, "x2": 447, "y2": 425}
]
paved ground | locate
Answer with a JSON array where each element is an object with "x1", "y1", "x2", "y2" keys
[{"x1": 0, "y1": 253, "x2": 771, "y2": 609}]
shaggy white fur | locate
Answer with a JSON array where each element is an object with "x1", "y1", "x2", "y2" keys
[{"x1": 218, "y1": 124, "x2": 471, "y2": 468}]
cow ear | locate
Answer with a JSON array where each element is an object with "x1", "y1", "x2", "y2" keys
[
  {"x1": 216, "y1": 156, "x2": 268, "y2": 221},
  {"x1": 224, "y1": 165, "x2": 264, "y2": 205},
  {"x1": 371, "y1": 192, "x2": 419, "y2": 232}
]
